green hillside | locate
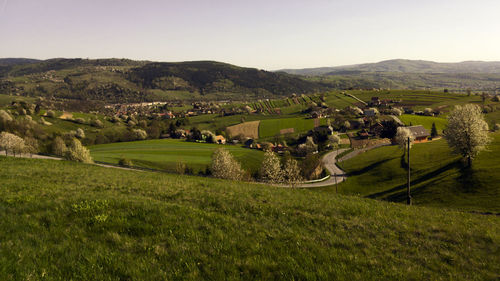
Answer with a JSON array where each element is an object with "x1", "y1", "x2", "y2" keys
[
  {"x1": 0, "y1": 156, "x2": 498, "y2": 280},
  {"x1": 89, "y1": 139, "x2": 264, "y2": 174},
  {"x1": 331, "y1": 133, "x2": 500, "y2": 213},
  {"x1": 399, "y1": 115, "x2": 448, "y2": 133}
]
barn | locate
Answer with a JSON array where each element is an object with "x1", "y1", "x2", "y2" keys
[{"x1": 408, "y1": 125, "x2": 430, "y2": 143}]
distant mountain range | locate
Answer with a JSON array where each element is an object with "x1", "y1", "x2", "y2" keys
[
  {"x1": 1, "y1": 58, "x2": 499, "y2": 104},
  {"x1": 278, "y1": 59, "x2": 500, "y2": 76}
]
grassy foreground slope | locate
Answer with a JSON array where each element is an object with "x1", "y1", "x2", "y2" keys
[
  {"x1": 0, "y1": 157, "x2": 499, "y2": 280},
  {"x1": 334, "y1": 133, "x2": 500, "y2": 213}
]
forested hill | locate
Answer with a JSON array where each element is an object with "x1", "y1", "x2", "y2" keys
[
  {"x1": 127, "y1": 61, "x2": 326, "y2": 97},
  {"x1": 0, "y1": 58, "x2": 327, "y2": 102},
  {"x1": 279, "y1": 59, "x2": 500, "y2": 76}
]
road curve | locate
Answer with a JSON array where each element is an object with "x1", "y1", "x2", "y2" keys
[{"x1": 297, "y1": 148, "x2": 349, "y2": 188}]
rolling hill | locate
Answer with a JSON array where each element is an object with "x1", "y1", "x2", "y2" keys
[
  {"x1": 279, "y1": 59, "x2": 500, "y2": 91},
  {"x1": 279, "y1": 59, "x2": 500, "y2": 75}
]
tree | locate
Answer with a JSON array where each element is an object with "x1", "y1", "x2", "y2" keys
[
  {"x1": 65, "y1": 138, "x2": 93, "y2": 163},
  {"x1": 131, "y1": 129, "x2": 147, "y2": 140},
  {"x1": 283, "y1": 158, "x2": 303, "y2": 187},
  {"x1": 75, "y1": 128, "x2": 85, "y2": 139},
  {"x1": 23, "y1": 137, "x2": 39, "y2": 157},
  {"x1": 119, "y1": 157, "x2": 133, "y2": 167},
  {"x1": 342, "y1": 121, "x2": 351, "y2": 131},
  {"x1": 443, "y1": 104, "x2": 491, "y2": 167},
  {"x1": 380, "y1": 120, "x2": 399, "y2": 139},
  {"x1": 395, "y1": 127, "x2": 414, "y2": 162},
  {"x1": 390, "y1": 108, "x2": 402, "y2": 116},
  {"x1": 296, "y1": 136, "x2": 318, "y2": 156},
  {"x1": 52, "y1": 136, "x2": 67, "y2": 156},
  {"x1": 0, "y1": 109, "x2": 13, "y2": 123},
  {"x1": 431, "y1": 122, "x2": 438, "y2": 138},
  {"x1": 0, "y1": 132, "x2": 25, "y2": 156},
  {"x1": 259, "y1": 151, "x2": 284, "y2": 183},
  {"x1": 201, "y1": 130, "x2": 215, "y2": 143},
  {"x1": 328, "y1": 134, "x2": 341, "y2": 148},
  {"x1": 210, "y1": 148, "x2": 244, "y2": 180}
]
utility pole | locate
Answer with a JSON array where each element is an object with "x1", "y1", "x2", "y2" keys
[
  {"x1": 407, "y1": 137, "x2": 412, "y2": 205},
  {"x1": 334, "y1": 172, "x2": 338, "y2": 193}
]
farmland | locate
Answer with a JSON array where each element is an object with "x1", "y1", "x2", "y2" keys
[
  {"x1": 89, "y1": 139, "x2": 264, "y2": 174},
  {"x1": 324, "y1": 132, "x2": 500, "y2": 213},
  {"x1": 0, "y1": 156, "x2": 498, "y2": 280},
  {"x1": 226, "y1": 121, "x2": 260, "y2": 138}
]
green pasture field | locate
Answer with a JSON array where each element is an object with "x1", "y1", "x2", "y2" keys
[
  {"x1": 399, "y1": 114, "x2": 448, "y2": 133},
  {"x1": 324, "y1": 132, "x2": 500, "y2": 213},
  {"x1": 0, "y1": 156, "x2": 498, "y2": 280},
  {"x1": 89, "y1": 139, "x2": 264, "y2": 174},
  {"x1": 258, "y1": 117, "x2": 327, "y2": 139}
]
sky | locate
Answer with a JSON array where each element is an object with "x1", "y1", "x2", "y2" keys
[{"x1": 1, "y1": 0, "x2": 500, "y2": 70}]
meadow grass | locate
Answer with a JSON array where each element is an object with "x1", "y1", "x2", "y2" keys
[
  {"x1": 323, "y1": 132, "x2": 500, "y2": 213},
  {"x1": 0, "y1": 156, "x2": 498, "y2": 280},
  {"x1": 89, "y1": 138, "x2": 264, "y2": 174}
]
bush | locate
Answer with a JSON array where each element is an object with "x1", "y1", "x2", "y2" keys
[
  {"x1": 118, "y1": 158, "x2": 133, "y2": 167},
  {"x1": 74, "y1": 118, "x2": 86, "y2": 124},
  {"x1": 64, "y1": 138, "x2": 93, "y2": 163},
  {"x1": 52, "y1": 136, "x2": 67, "y2": 156},
  {"x1": 90, "y1": 119, "x2": 104, "y2": 128}
]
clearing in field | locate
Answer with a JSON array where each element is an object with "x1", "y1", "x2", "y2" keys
[
  {"x1": 226, "y1": 121, "x2": 260, "y2": 138},
  {"x1": 59, "y1": 112, "x2": 73, "y2": 120},
  {"x1": 89, "y1": 138, "x2": 264, "y2": 174}
]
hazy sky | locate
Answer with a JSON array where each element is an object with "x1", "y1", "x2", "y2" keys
[{"x1": 1, "y1": 0, "x2": 499, "y2": 70}]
